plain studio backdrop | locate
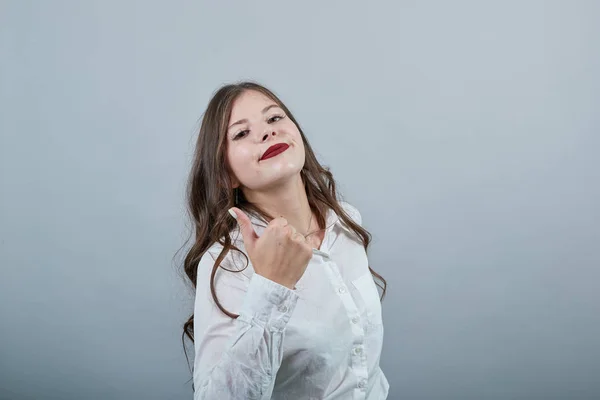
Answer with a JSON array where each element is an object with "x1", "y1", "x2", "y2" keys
[{"x1": 1, "y1": 1, "x2": 599, "y2": 399}]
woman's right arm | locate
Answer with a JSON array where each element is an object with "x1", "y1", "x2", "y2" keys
[{"x1": 192, "y1": 250, "x2": 299, "y2": 400}]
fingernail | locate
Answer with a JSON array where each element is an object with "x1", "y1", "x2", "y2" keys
[{"x1": 228, "y1": 208, "x2": 238, "y2": 220}]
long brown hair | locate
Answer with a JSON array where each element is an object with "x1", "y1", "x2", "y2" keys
[{"x1": 178, "y1": 81, "x2": 387, "y2": 369}]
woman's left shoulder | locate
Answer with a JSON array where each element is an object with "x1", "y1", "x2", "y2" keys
[{"x1": 339, "y1": 201, "x2": 362, "y2": 226}]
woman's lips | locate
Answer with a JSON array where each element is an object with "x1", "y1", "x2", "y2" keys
[{"x1": 260, "y1": 144, "x2": 290, "y2": 160}]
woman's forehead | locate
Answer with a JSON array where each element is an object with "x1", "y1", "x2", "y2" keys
[{"x1": 230, "y1": 90, "x2": 277, "y2": 117}]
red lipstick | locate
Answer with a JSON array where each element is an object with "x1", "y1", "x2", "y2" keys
[{"x1": 260, "y1": 143, "x2": 289, "y2": 160}]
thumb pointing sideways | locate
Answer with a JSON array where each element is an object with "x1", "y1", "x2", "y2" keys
[{"x1": 228, "y1": 207, "x2": 258, "y2": 250}]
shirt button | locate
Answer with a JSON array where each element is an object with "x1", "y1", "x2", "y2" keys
[
  {"x1": 278, "y1": 305, "x2": 288, "y2": 313},
  {"x1": 353, "y1": 346, "x2": 362, "y2": 355},
  {"x1": 338, "y1": 286, "x2": 346, "y2": 294},
  {"x1": 358, "y1": 379, "x2": 367, "y2": 388},
  {"x1": 351, "y1": 316, "x2": 359, "y2": 324}
]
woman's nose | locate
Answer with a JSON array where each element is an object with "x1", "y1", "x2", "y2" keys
[{"x1": 262, "y1": 131, "x2": 276, "y2": 141}]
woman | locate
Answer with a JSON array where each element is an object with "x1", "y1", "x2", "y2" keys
[{"x1": 181, "y1": 81, "x2": 389, "y2": 399}]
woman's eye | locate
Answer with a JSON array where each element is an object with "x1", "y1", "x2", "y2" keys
[
  {"x1": 268, "y1": 115, "x2": 284, "y2": 123},
  {"x1": 234, "y1": 130, "x2": 249, "y2": 140}
]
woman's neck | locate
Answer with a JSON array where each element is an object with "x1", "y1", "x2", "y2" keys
[{"x1": 242, "y1": 174, "x2": 314, "y2": 236}]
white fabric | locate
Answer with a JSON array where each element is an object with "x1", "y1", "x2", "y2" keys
[{"x1": 193, "y1": 201, "x2": 389, "y2": 399}]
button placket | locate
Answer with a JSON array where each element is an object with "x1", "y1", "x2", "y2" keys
[{"x1": 322, "y1": 261, "x2": 370, "y2": 396}]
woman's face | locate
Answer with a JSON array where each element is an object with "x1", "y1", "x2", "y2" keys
[{"x1": 225, "y1": 90, "x2": 305, "y2": 191}]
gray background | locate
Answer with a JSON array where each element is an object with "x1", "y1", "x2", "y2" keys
[{"x1": 1, "y1": 1, "x2": 598, "y2": 399}]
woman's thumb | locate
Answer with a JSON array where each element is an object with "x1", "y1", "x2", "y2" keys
[{"x1": 228, "y1": 207, "x2": 257, "y2": 248}]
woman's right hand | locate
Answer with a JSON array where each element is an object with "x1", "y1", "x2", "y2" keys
[{"x1": 228, "y1": 207, "x2": 313, "y2": 290}]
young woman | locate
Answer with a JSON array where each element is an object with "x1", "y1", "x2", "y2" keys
[{"x1": 181, "y1": 81, "x2": 389, "y2": 399}]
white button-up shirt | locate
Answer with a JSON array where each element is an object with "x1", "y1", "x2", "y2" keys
[{"x1": 193, "y1": 201, "x2": 389, "y2": 399}]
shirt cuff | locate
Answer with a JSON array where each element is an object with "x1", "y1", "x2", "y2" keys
[{"x1": 239, "y1": 273, "x2": 299, "y2": 332}]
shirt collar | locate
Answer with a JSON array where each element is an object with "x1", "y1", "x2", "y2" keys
[{"x1": 231, "y1": 205, "x2": 351, "y2": 243}]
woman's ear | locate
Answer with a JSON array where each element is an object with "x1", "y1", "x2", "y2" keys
[{"x1": 230, "y1": 175, "x2": 240, "y2": 189}]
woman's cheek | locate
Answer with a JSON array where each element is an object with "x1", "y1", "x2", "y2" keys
[{"x1": 233, "y1": 147, "x2": 255, "y2": 170}]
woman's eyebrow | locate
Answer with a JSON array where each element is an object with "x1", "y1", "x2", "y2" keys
[{"x1": 228, "y1": 104, "x2": 280, "y2": 130}]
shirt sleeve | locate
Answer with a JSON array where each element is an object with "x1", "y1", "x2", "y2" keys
[{"x1": 192, "y1": 249, "x2": 299, "y2": 400}]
